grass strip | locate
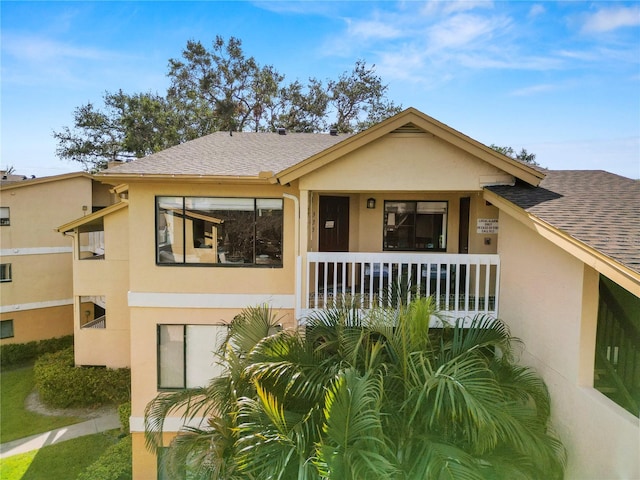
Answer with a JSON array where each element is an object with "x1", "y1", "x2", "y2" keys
[
  {"x1": 1, "y1": 367, "x2": 83, "y2": 443},
  {"x1": 0, "y1": 430, "x2": 121, "y2": 480}
]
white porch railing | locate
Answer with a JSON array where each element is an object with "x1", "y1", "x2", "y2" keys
[
  {"x1": 82, "y1": 315, "x2": 106, "y2": 329},
  {"x1": 301, "y1": 252, "x2": 500, "y2": 322}
]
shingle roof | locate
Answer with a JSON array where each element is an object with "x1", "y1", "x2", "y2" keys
[
  {"x1": 100, "y1": 131, "x2": 348, "y2": 177},
  {"x1": 488, "y1": 170, "x2": 640, "y2": 275}
]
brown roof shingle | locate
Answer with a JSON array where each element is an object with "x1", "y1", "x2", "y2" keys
[
  {"x1": 100, "y1": 131, "x2": 348, "y2": 177},
  {"x1": 488, "y1": 170, "x2": 640, "y2": 275}
]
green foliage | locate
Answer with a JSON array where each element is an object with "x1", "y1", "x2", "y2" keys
[
  {"x1": 0, "y1": 430, "x2": 121, "y2": 480},
  {"x1": 34, "y1": 347, "x2": 130, "y2": 408},
  {"x1": 0, "y1": 335, "x2": 73, "y2": 369},
  {"x1": 0, "y1": 366, "x2": 84, "y2": 443},
  {"x1": 54, "y1": 35, "x2": 401, "y2": 171},
  {"x1": 489, "y1": 144, "x2": 539, "y2": 166},
  {"x1": 118, "y1": 401, "x2": 131, "y2": 433},
  {"x1": 77, "y1": 435, "x2": 132, "y2": 480},
  {"x1": 145, "y1": 300, "x2": 566, "y2": 479}
]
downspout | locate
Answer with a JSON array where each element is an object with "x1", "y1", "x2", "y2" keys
[{"x1": 283, "y1": 193, "x2": 301, "y2": 322}]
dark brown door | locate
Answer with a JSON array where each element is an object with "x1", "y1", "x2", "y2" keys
[
  {"x1": 458, "y1": 197, "x2": 470, "y2": 254},
  {"x1": 319, "y1": 196, "x2": 350, "y2": 252}
]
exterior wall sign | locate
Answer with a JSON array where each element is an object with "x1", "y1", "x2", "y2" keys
[{"x1": 477, "y1": 218, "x2": 499, "y2": 234}]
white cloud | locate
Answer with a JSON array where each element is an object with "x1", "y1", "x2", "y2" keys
[
  {"x1": 2, "y1": 34, "x2": 117, "y2": 63},
  {"x1": 509, "y1": 83, "x2": 559, "y2": 97},
  {"x1": 345, "y1": 18, "x2": 402, "y2": 40},
  {"x1": 528, "y1": 4, "x2": 546, "y2": 18},
  {"x1": 427, "y1": 13, "x2": 510, "y2": 51},
  {"x1": 581, "y1": 5, "x2": 640, "y2": 33}
]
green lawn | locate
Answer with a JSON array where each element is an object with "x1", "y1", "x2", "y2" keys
[
  {"x1": 0, "y1": 429, "x2": 121, "y2": 480},
  {"x1": 0, "y1": 367, "x2": 83, "y2": 443}
]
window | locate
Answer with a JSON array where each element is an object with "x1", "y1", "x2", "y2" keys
[
  {"x1": 156, "y1": 197, "x2": 283, "y2": 266},
  {"x1": 384, "y1": 201, "x2": 447, "y2": 251},
  {"x1": 0, "y1": 320, "x2": 14, "y2": 339},
  {"x1": 595, "y1": 276, "x2": 640, "y2": 416},
  {"x1": 0, "y1": 207, "x2": 9, "y2": 226},
  {"x1": 0, "y1": 264, "x2": 12, "y2": 282},
  {"x1": 157, "y1": 324, "x2": 228, "y2": 389},
  {"x1": 80, "y1": 296, "x2": 106, "y2": 329}
]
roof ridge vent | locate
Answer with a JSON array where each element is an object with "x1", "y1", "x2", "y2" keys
[{"x1": 277, "y1": 127, "x2": 286, "y2": 135}]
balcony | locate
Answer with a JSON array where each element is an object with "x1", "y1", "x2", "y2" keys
[{"x1": 301, "y1": 252, "x2": 500, "y2": 324}]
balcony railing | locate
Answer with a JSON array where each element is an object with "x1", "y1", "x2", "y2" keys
[
  {"x1": 81, "y1": 315, "x2": 106, "y2": 329},
  {"x1": 301, "y1": 252, "x2": 500, "y2": 323}
]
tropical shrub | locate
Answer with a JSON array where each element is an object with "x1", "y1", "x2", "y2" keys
[
  {"x1": 34, "y1": 347, "x2": 130, "y2": 408},
  {"x1": 77, "y1": 435, "x2": 132, "y2": 480},
  {"x1": 146, "y1": 300, "x2": 566, "y2": 479},
  {"x1": 118, "y1": 401, "x2": 131, "y2": 433},
  {"x1": 0, "y1": 335, "x2": 73, "y2": 368}
]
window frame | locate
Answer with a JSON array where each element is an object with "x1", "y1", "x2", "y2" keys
[
  {"x1": 155, "y1": 196, "x2": 284, "y2": 267},
  {"x1": 0, "y1": 207, "x2": 9, "y2": 226},
  {"x1": 0, "y1": 263, "x2": 12, "y2": 283},
  {"x1": 383, "y1": 200, "x2": 448, "y2": 252},
  {"x1": 156, "y1": 324, "x2": 229, "y2": 390},
  {"x1": 0, "y1": 319, "x2": 14, "y2": 339}
]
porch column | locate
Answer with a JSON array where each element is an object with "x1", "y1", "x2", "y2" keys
[{"x1": 297, "y1": 189, "x2": 311, "y2": 324}]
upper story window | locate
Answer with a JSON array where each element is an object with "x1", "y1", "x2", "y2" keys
[
  {"x1": 0, "y1": 264, "x2": 12, "y2": 282},
  {"x1": 156, "y1": 196, "x2": 283, "y2": 267},
  {"x1": 0, "y1": 207, "x2": 9, "y2": 226},
  {"x1": 383, "y1": 201, "x2": 447, "y2": 251}
]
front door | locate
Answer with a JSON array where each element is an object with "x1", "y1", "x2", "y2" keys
[{"x1": 319, "y1": 196, "x2": 350, "y2": 252}]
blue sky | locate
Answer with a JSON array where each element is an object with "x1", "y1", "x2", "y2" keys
[{"x1": 2, "y1": 1, "x2": 639, "y2": 179}]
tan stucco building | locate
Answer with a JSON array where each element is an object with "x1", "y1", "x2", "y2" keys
[
  {"x1": 0, "y1": 172, "x2": 113, "y2": 345},
  {"x1": 58, "y1": 108, "x2": 639, "y2": 479}
]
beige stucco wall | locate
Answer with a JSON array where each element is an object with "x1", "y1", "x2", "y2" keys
[
  {"x1": 127, "y1": 182, "x2": 296, "y2": 295},
  {"x1": 0, "y1": 305, "x2": 73, "y2": 344},
  {"x1": 0, "y1": 175, "x2": 96, "y2": 344},
  {"x1": 498, "y1": 212, "x2": 639, "y2": 479},
  {"x1": 306, "y1": 191, "x2": 498, "y2": 255},
  {"x1": 299, "y1": 133, "x2": 511, "y2": 192},
  {"x1": 72, "y1": 205, "x2": 130, "y2": 368}
]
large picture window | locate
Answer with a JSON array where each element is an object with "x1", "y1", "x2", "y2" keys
[
  {"x1": 157, "y1": 324, "x2": 228, "y2": 389},
  {"x1": 156, "y1": 197, "x2": 283, "y2": 266},
  {"x1": 383, "y1": 201, "x2": 447, "y2": 251}
]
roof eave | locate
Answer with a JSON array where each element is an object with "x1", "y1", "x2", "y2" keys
[
  {"x1": 484, "y1": 189, "x2": 640, "y2": 296},
  {"x1": 94, "y1": 173, "x2": 274, "y2": 185},
  {"x1": 0, "y1": 172, "x2": 93, "y2": 191},
  {"x1": 57, "y1": 200, "x2": 129, "y2": 233},
  {"x1": 276, "y1": 108, "x2": 545, "y2": 187}
]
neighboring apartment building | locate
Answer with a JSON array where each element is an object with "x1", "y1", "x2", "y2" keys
[
  {"x1": 0, "y1": 172, "x2": 114, "y2": 345},
  {"x1": 58, "y1": 108, "x2": 639, "y2": 479}
]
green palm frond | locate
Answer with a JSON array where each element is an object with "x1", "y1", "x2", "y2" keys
[
  {"x1": 144, "y1": 386, "x2": 214, "y2": 452},
  {"x1": 316, "y1": 368, "x2": 396, "y2": 479}
]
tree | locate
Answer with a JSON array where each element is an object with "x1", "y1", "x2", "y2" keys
[
  {"x1": 53, "y1": 90, "x2": 181, "y2": 172},
  {"x1": 55, "y1": 36, "x2": 401, "y2": 172},
  {"x1": 490, "y1": 144, "x2": 539, "y2": 166},
  {"x1": 145, "y1": 298, "x2": 566, "y2": 479}
]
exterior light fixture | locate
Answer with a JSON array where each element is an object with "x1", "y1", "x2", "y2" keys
[{"x1": 367, "y1": 198, "x2": 376, "y2": 209}]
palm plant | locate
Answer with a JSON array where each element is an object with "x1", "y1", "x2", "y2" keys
[{"x1": 145, "y1": 297, "x2": 566, "y2": 479}]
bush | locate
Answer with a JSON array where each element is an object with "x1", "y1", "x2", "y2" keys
[
  {"x1": 34, "y1": 347, "x2": 130, "y2": 408},
  {"x1": 118, "y1": 401, "x2": 131, "y2": 433},
  {"x1": 0, "y1": 335, "x2": 73, "y2": 369},
  {"x1": 77, "y1": 434, "x2": 132, "y2": 480}
]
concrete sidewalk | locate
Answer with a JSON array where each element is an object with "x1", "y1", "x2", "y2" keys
[{"x1": 0, "y1": 412, "x2": 121, "y2": 459}]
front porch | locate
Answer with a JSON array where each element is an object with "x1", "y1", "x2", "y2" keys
[{"x1": 298, "y1": 252, "x2": 500, "y2": 323}]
